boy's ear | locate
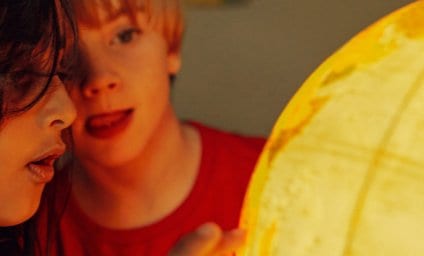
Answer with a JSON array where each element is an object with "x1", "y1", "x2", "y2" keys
[{"x1": 167, "y1": 51, "x2": 181, "y2": 75}]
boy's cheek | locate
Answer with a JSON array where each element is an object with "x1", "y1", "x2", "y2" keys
[
  {"x1": 68, "y1": 87, "x2": 88, "y2": 108},
  {"x1": 70, "y1": 121, "x2": 88, "y2": 147}
]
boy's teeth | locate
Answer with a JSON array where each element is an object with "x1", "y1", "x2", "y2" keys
[{"x1": 89, "y1": 112, "x2": 127, "y2": 127}]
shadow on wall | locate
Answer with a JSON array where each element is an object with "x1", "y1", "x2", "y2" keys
[
  {"x1": 185, "y1": 0, "x2": 249, "y2": 6},
  {"x1": 173, "y1": 0, "x2": 414, "y2": 136}
]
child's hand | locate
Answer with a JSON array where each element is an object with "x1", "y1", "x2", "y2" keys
[{"x1": 168, "y1": 222, "x2": 246, "y2": 256}]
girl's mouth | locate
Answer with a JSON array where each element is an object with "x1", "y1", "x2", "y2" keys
[
  {"x1": 85, "y1": 109, "x2": 134, "y2": 139},
  {"x1": 27, "y1": 146, "x2": 64, "y2": 184}
]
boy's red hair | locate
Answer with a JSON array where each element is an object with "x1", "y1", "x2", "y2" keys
[{"x1": 70, "y1": 0, "x2": 183, "y2": 53}]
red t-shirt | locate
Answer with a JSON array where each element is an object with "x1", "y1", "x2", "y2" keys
[{"x1": 54, "y1": 122, "x2": 265, "y2": 255}]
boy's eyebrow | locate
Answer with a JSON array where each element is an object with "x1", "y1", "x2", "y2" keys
[
  {"x1": 101, "y1": 3, "x2": 146, "y2": 24},
  {"x1": 102, "y1": 7, "x2": 127, "y2": 23}
]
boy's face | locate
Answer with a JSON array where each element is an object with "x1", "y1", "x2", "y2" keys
[{"x1": 69, "y1": 9, "x2": 181, "y2": 168}]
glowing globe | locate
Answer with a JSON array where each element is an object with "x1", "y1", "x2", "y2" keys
[{"x1": 239, "y1": 1, "x2": 424, "y2": 255}]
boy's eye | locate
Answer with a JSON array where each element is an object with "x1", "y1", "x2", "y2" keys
[{"x1": 110, "y1": 28, "x2": 141, "y2": 45}]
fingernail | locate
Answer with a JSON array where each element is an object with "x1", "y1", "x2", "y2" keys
[
  {"x1": 232, "y1": 229, "x2": 246, "y2": 237},
  {"x1": 197, "y1": 223, "x2": 215, "y2": 237}
]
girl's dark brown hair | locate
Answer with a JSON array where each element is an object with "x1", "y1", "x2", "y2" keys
[
  {"x1": 0, "y1": 0, "x2": 76, "y2": 255},
  {"x1": 0, "y1": 0, "x2": 76, "y2": 124}
]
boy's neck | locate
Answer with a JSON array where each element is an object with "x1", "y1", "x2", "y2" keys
[{"x1": 72, "y1": 109, "x2": 201, "y2": 229}]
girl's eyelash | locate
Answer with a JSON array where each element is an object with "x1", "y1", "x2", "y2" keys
[
  {"x1": 6, "y1": 73, "x2": 50, "y2": 107},
  {"x1": 56, "y1": 71, "x2": 69, "y2": 81}
]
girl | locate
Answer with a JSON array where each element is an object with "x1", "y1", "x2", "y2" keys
[{"x1": 0, "y1": 0, "x2": 76, "y2": 254}]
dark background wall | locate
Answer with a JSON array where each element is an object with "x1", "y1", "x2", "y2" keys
[{"x1": 173, "y1": 0, "x2": 414, "y2": 136}]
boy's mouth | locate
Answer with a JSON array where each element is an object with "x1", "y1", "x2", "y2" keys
[{"x1": 85, "y1": 109, "x2": 134, "y2": 139}]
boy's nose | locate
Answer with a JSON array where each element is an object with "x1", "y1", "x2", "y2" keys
[
  {"x1": 78, "y1": 48, "x2": 121, "y2": 98},
  {"x1": 83, "y1": 80, "x2": 118, "y2": 98},
  {"x1": 82, "y1": 71, "x2": 120, "y2": 98}
]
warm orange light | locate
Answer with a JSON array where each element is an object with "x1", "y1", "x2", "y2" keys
[{"x1": 239, "y1": 1, "x2": 424, "y2": 255}]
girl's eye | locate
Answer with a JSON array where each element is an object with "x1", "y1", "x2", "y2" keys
[
  {"x1": 4, "y1": 72, "x2": 50, "y2": 110},
  {"x1": 57, "y1": 71, "x2": 71, "y2": 85},
  {"x1": 111, "y1": 28, "x2": 141, "y2": 45}
]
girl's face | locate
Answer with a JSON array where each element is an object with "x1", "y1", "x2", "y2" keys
[{"x1": 0, "y1": 75, "x2": 76, "y2": 226}]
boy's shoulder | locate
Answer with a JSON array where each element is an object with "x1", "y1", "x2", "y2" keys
[
  {"x1": 187, "y1": 121, "x2": 266, "y2": 173},
  {"x1": 187, "y1": 120, "x2": 266, "y2": 154}
]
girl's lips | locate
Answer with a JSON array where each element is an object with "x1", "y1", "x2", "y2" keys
[
  {"x1": 85, "y1": 109, "x2": 134, "y2": 139},
  {"x1": 27, "y1": 146, "x2": 65, "y2": 184},
  {"x1": 27, "y1": 159, "x2": 56, "y2": 184}
]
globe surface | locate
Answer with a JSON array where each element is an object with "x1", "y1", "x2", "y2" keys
[{"x1": 239, "y1": 1, "x2": 424, "y2": 255}]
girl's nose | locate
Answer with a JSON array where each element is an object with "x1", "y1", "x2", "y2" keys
[{"x1": 44, "y1": 78, "x2": 77, "y2": 130}]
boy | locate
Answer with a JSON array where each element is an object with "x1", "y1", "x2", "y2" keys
[{"x1": 58, "y1": 0, "x2": 266, "y2": 254}]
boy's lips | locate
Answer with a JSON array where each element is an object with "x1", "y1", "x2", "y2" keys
[{"x1": 85, "y1": 109, "x2": 134, "y2": 139}]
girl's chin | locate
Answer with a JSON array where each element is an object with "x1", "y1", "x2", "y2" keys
[{"x1": 0, "y1": 201, "x2": 40, "y2": 226}]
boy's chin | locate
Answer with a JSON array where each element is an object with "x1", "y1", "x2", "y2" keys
[{"x1": 88, "y1": 151, "x2": 138, "y2": 169}]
